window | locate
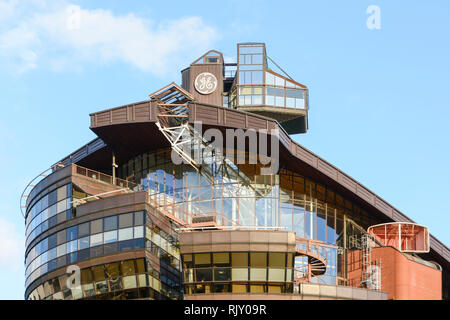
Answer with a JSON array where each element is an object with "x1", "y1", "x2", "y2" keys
[
  {"x1": 133, "y1": 226, "x2": 143, "y2": 238},
  {"x1": 48, "y1": 234, "x2": 57, "y2": 249},
  {"x1": 67, "y1": 240, "x2": 77, "y2": 253},
  {"x1": 105, "y1": 262, "x2": 120, "y2": 277},
  {"x1": 231, "y1": 268, "x2": 248, "y2": 281},
  {"x1": 121, "y1": 260, "x2": 135, "y2": 276},
  {"x1": 104, "y1": 216, "x2": 117, "y2": 231},
  {"x1": 104, "y1": 230, "x2": 118, "y2": 243},
  {"x1": 118, "y1": 228, "x2": 133, "y2": 241},
  {"x1": 90, "y1": 233, "x2": 103, "y2": 247},
  {"x1": 214, "y1": 268, "x2": 231, "y2": 281},
  {"x1": 275, "y1": 96, "x2": 284, "y2": 107},
  {"x1": 92, "y1": 265, "x2": 105, "y2": 281},
  {"x1": 119, "y1": 213, "x2": 133, "y2": 229},
  {"x1": 268, "y1": 268, "x2": 285, "y2": 282},
  {"x1": 269, "y1": 253, "x2": 285, "y2": 268},
  {"x1": 196, "y1": 269, "x2": 212, "y2": 282},
  {"x1": 213, "y1": 253, "x2": 230, "y2": 267},
  {"x1": 252, "y1": 71, "x2": 263, "y2": 84},
  {"x1": 250, "y1": 252, "x2": 267, "y2": 267},
  {"x1": 123, "y1": 276, "x2": 137, "y2": 289},
  {"x1": 78, "y1": 222, "x2": 90, "y2": 237},
  {"x1": 134, "y1": 211, "x2": 144, "y2": 226},
  {"x1": 90, "y1": 219, "x2": 103, "y2": 234},
  {"x1": 195, "y1": 253, "x2": 211, "y2": 267},
  {"x1": 104, "y1": 242, "x2": 118, "y2": 255},
  {"x1": 56, "y1": 243, "x2": 66, "y2": 257},
  {"x1": 78, "y1": 236, "x2": 90, "y2": 250},
  {"x1": 119, "y1": 239, "x2": 134, "y2": 252},
  {"x1": 250, "y1": 268, "x2": 267, "y2": 281},
  {"x1": 66, "y1": 226, "x2": 78, "y2": 242},
  {"x1": 57, "y1": 199, "x2": 68, "y2": 214},
  {"x1": 183, "y1": 254, "x2": 194, "y2": 269},
  {"x1": 232, "y1": 253, "x2": 248, "y2": 267}
]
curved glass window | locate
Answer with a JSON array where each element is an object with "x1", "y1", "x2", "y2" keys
[
  {"x1": 25, "y1": 184, "x2": 73, "y2": 248},
  {"x1": 26, "y1": 258, "x2": 175, "y2": 300},
  {"x1": 25, "y1": 211, "x2": 146, "y2": 289}
]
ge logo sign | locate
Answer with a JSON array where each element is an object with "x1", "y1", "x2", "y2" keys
[{"x1": 194, "y1": 72, "x2": 217, "y2": 95}]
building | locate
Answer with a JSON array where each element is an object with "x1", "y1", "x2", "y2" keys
[{"x1": 22, "y1": 42, "x2": 449, "y2": 300}]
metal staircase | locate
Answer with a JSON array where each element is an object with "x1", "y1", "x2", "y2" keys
[{"x1": 294, "y1": 237, "x2": 329, "y2": 284}]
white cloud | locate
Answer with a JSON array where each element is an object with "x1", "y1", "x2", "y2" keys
[
  {"x1": 0, "y1": 0, "x2": 17, "y2": 23},
  {"x1": 0, "y1": 1, "x2": 218, "y2": 75},
  {"x1": 0, "y1": 216, "x2": 24, "y2": 272}
]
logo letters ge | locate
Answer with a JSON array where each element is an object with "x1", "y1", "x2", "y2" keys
[{"x1": 194, "y1": 72, "x2": 218, "y2": 95}]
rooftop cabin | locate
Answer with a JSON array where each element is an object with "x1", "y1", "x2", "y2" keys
[{"x1": 181, "y1": 42, "x2": 309, "y2": 134}]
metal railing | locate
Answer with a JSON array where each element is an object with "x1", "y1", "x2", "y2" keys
[{"x1": 73, "y1": 164, "x2": 139, "y2": 190}]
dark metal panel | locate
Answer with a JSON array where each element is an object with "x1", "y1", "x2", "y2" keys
[
  {"x1": 375, "y1": 197, "x2": 393, "y2": 217},
  {"x1": 224, "y1": 109, "x2": 246, "y2": 128},
  {"x1": 318, "y1": 159, "x2": 338, "y2": 180},
  {"x1": 111, "y1": 107, "x2": 127, "y2": 123},
  {"x1": 356, "y1": 185, "x2": 375, "y2": 205}
]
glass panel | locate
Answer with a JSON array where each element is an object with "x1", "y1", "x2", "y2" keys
[
  {"x1": 103, "y1": 216, "x2": 117, "y2": 232},
  {"x1": 121, "y1": 260, "x2": 135, "y2": 276},
  {"x1": 250, "y1": 268, "x2": 267, "y2": 281},
  {"x1": 252, "y1": 71, "x2": 263, "y2": 84},
  {"x1": 214, "y1": 268, "x2": 231, "y2": 281},
  {"x1": 90, "y1": 219, "x2": 103, "y2": 234},
  {"x1": 196, "y1": 268, "x2": 212, "y2": 282},
  {"x1": 232, "y1": 253, "x2": 248, "y2": 267},
  {"x1": 66, "y1": 226, "x2": 78, "y2": 242},
  {"x1": 90, "y1": 233, "x2": 103, "y2": 247},
  {"x1": 134, "y1": 211, "x2": 144, "y2": 226},
  {"x1": 119, "y1": 213, "x2": 133, "y2": 229},
  {"x1": 266, "y1": 72, "x2": 274, "y2": 85},
  {"x1": 250, "y1": 252, "x2": 267, "y2": 267},
  {"x1": 105, "y1": 262, "x2": 120, "y2": 277},
  {"x1": 118, "y1": 227, "x2": 133, "y2": 241},
  {"x1": 183, "y1": 254, "x2": 194, "y2": 269},
  {"x1": 269, "y1": 253, "x2": 286, "y2": 268},
  {"x1": 123, "y1": 275, "x2": 137, "y2": 289},
  {"x1": 104, "y1": 230, "x2": 118, "y2": 244},
  {"x1": 78, "y1": 222, "x2": 90, "y2": 238},
  {"x1": 78, "y1": 236, "x2": 90, "y2": 250},
  {"x1": 195, "y1": 253, "x2": 211, "y2": 267},
  {"x1": 92, "y1": 265, "x2": 105, "y2": 281},
  {"x1": 134, "y1": 226, "x2": 144, "y2": 238},
  {"x1": 268, "y1": 268, "x2": 285, "y2": 282},
  {"x1": 231, "y1": 268, "x2": 248, "y2": 281},
  {"x1": 213, "y1": 253, "x2": 230, "y2": 267},
  {"x1": 67, "y1": 240, "x2": 77, "y2": 253}
]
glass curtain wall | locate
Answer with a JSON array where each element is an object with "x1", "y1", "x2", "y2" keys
[{"x1": 118, "y1": 148, "x2": 382, "y2": 285}]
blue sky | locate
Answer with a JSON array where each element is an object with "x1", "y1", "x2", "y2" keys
[{"x1": 0, "y1": 0, "x2": 449, "y2": 299}]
